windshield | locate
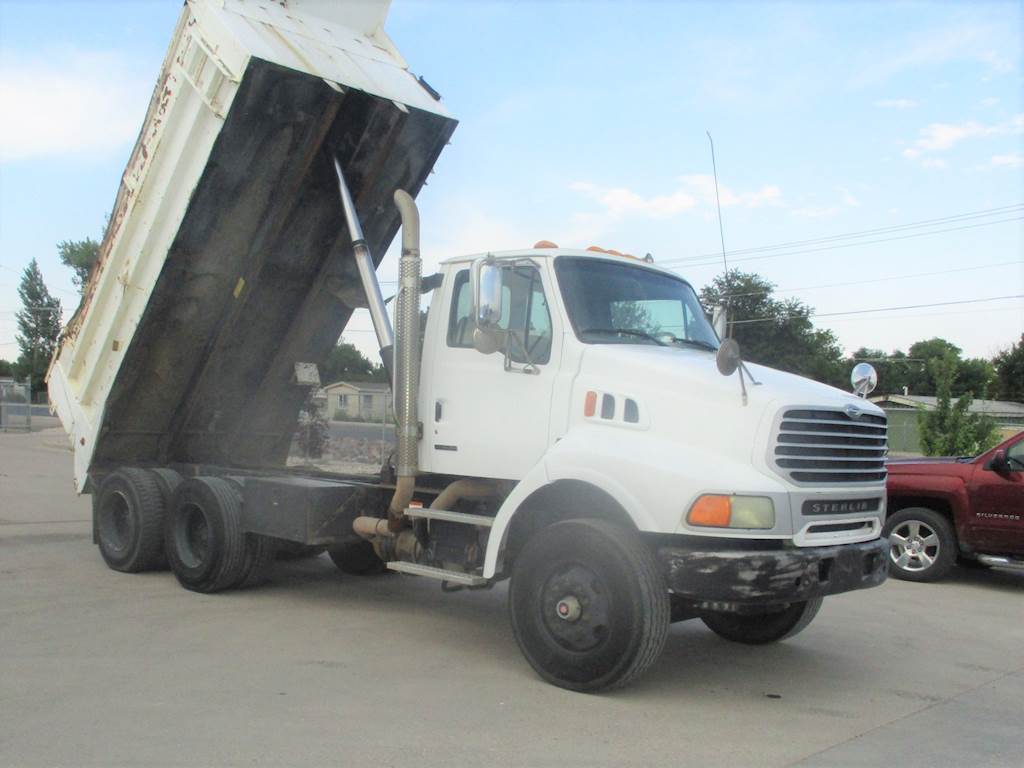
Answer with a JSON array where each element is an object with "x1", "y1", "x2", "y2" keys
[{"x1": 554, "y1": 257, "x2": 719, "y2": 350}]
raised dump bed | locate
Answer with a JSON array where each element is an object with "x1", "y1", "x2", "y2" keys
[{"x1": 48, "y1": 0, "x2": 457, "y2": 491}]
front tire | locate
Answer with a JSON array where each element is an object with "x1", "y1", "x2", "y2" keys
[
  {"x1": 700, "y1": 598, "x2": 823, "y2": 645},
  {"x1": 508, "y1": 519, "x2": 669, "y2": 692},
  {"x1": 883, "y1": 507, "x2": 956, "y2": 582}
]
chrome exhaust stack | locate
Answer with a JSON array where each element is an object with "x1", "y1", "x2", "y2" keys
[
  {"x1": 386, "y1": 189, "x2": 422, "y2": 528},
  {"x1": 333, "y1": 159, "x2": 420, "y2": 533}
]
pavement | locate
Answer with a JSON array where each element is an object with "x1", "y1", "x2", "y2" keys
[{"x1": 1, "y1": 428, "x2": 1022, "y2": 768}]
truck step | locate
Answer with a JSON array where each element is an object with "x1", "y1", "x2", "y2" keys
[
  {"x1": 404, "y1": 507, "x2": 494, "y2": 527},
  {"x1": 386, "y1": 561, "x2": 489, "y2": 586}
]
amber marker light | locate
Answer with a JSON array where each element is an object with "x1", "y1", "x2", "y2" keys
[
  {"x1": 687, "y1": 495, "x2": 732, "y2": 527},
  {"x1": 584, "y1": 391, "x2": 598, "y2": 417},
  {"x1": 687, "y1": 495, "x2": 775, "y2": 529}
]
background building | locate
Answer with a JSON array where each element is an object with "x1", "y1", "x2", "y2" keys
[
  {"x1": 322, "y1": 381, "x2": 393, "y2": 422},
  {"x1": 871, "y1": 394, "x2": 1024, "y2": 455}
]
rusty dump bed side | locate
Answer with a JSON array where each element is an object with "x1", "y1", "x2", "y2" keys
[{"x1": 93, "y1": 60, "x2": 453, "y2": 472}]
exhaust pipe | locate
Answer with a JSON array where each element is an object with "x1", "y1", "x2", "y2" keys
[
  {"x1": 333, "y1": 157, "x2": 420, "y2": 534},
  {"x1": 388, "y1": 189, "x2": 422, "y2": 529}
]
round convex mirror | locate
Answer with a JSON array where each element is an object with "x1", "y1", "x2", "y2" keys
[
  {"x1": 716, "y1": 338, "x2": 742, "y2": 376},
  {"x1": 850, "y1": 362, "x2": 878, "y2": 396}
]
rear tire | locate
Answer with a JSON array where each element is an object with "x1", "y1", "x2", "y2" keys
[
  {"x1": 94, "y1": 468, "x2": 166, "y2": 573},
  {"x1": 234, "y1": 535, "x2": 278, "y2": 588},
  {"x1": 328, "y1": 540, "x2": 385, "y2": 575},
  {"x1": 508, "y1": 519, "x2": 669, "y2": 692},
  {"x1": 883, "y1": 507, "x2": 956, "y2": 582},
  {"x1": 165, "y1": 477, "x2": 247, "y2": 593},
  {"x1": 700, "y1": 598, "x2": 823, "y2": 645}
]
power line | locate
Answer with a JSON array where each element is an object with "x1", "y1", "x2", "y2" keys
[
  {"x1": 664, "y1": 215, "x2": 1024, "y2": 270},
  {"x1": 730, "y1": 294, "x2": 1023, "y2": 325},
  {"x1": 714, "y1": 259, "x2": 1024, "y2": 300},
  {"x1": 662, "y1": 203, "x2": 1023, "y2": 265}
]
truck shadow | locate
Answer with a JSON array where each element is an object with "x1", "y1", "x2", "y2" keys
[{"x1": 262, "y1": 555, "x2": 879, "y2": 698}]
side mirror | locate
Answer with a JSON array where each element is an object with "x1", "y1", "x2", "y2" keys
[
  {"x1": 850, "y1": 362, "x2": 878, "y2": 398},
  {"x1": 470, "y1": 256, "x2": 504, "y2": 354},
  {"x1": 987, "y1": 449, "x2": 1009, "y2": 473},
  {"x1": 711, "y1": 305, "x2": 728, "y2": 340}
]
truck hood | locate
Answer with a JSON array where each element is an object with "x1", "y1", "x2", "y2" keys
[
  {"x1": 574, "y1": 344, "x2": 882, "y2": 473},
  {"x1": 579, "y1": 344, "x2": 875, "y2": 414}
]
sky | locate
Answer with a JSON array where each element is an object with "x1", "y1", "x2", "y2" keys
[{"x1": 1, "y1": 0, "x2": 1022, "y2": 371}]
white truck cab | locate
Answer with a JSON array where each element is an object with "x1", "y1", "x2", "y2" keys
[{"x1": 418, "y1": 248, "x2": 887, "y2": 567}]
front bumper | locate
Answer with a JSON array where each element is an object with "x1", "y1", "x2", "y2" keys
[{"x1": 657, "y1": 536, "x2": 888, "y2": 607}]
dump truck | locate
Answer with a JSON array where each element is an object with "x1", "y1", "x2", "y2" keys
[{"x1": 49, "y1": 0, "x2": 890, "y2": 691}]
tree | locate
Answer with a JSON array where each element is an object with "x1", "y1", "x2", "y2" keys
[
  {"x1": 700, "y1": 270, "x2": 845, "y2": 388},
  {"x1": 955, "y1": 357, "x2": 994, "y2": 400},
  {"x1": 992, "y1": 334, "x2": 1024, "y2": 402},
  {"x1": 0, "y1": 359, "x2": 12, "y2": 378},
  {"x1": 904, "y1": 338, "x2": 962, "y2": 395},
  {"x1": 57, "y1": 237, "x2": 100, "y2": 293},
  {"x1": 293, "y1": 390, "x2": 330, "y2": 460},
  {"x1": 917, "y1": 354, "x2": 998, "y2": 457},
  {"x1": 321, "y1": 341, "x2": 387, "y2": 385},
  {"x1": 15, "y1": 259, "x2": 62, "y2": 397}
]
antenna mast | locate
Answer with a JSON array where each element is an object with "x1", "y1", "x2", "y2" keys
[{"x1": 706, "y1": 130, "x2": 728, "y2": 275}]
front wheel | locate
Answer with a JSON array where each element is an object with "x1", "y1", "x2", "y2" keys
[
  {"x1": 508, "y1": 519, "x2": 669, "y2": 692},
  {"x1": 883, "y1": 507, "x2": 956, "y2": 582},
  {"x1": 700, "y1": 598, "x2": 823, "y2": 645}
]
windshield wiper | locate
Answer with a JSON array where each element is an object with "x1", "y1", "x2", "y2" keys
[
  {"x1": 665, "y1": 336, "x2": 718, "y2": 352},
  {"x1": 579, "y1": 327, "x2": 667, "y2": 346}
]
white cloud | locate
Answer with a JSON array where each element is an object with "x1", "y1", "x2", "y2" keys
[
  {"x1": 901, "y1": 114, "x2": 1024, "y2": 164},
  {"x1": 0, "y1": 51, "x2": 151, "y2": 163},
  {"x1": 991, "y1": 152, "x2": 1023, "y2": 168},
  {"x1": 569, "y1": 175, "x2": 782, "y2": 222},
  {"x1": 920, "y1": 158, "x2": 948, "y2": 170},
  {"x1": 852, "y1": 25, "x2": 1017, "y2": 87},
  {"x1": 568, "y1": 182, "x2": 697, "y2": 219},
  {"x1": 875, "y1": 98, "x2": 920, "y2": 109},
  {"x1": 980, "y1": 97, "x2": 1000, "y2": 108}
]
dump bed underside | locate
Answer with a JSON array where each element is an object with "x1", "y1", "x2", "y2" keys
[{"x1": 92, "y1": 58, "x2": 454, "y2": 473}]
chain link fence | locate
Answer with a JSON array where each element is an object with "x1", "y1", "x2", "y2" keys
[{"x1": 0, "y1": 381, "x2": 32, "y2": 432}]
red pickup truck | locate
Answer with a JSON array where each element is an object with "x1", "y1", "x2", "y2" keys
[{"x1": 883, "y1": 430, "x2": 1024, "y2": 581}]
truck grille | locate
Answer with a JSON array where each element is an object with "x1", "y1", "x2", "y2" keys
[{"x1": 773, "y1": 408, "x2": 887, "y2": 485}]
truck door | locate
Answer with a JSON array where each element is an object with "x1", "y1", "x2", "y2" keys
[
  {"x1": 965, "y1": 436, "x2": 1024, "y2": 555},
  {"x1": 421, "y1": 262, "x2": 560, "y2": 479}
]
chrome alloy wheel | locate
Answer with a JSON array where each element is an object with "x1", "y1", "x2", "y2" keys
[{"x1": 888, "y1": 519, "x2": 941, "y2": 572}]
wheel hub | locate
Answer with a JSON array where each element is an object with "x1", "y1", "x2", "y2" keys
[
  {"x1": 541, "y1": 564, "x2": 610, "y2": 652},
  {"x1": 890, "y1": 519, "x2": 939, "y2": 572},
  {"x1": 555, "y1": 596, "x2": 582, "y2": 622}
]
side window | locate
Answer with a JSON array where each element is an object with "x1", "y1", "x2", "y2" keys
[
  {"x1": 445, "y1": 266, "x2": 553, "y2": 364},
  {"x1": 447, "y1": 270, "x2": 474, "y2": 348},
  {"x1": 1006, "y1": 439, "x2": 1024, "y2": 469}
]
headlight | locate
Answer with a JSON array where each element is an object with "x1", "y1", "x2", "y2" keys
[{"x1": 687, "y1": 494, "x2": 775, "y2": 530}]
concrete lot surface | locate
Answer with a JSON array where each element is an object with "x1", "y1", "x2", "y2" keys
[{"x1": 2, "y1": 428, "x2": 1022, "y2": 768}]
